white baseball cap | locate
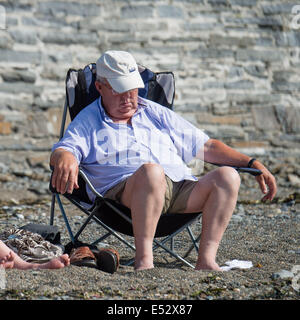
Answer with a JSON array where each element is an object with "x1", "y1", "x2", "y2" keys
[{"x1": 96, "y1": 50, "x2": 144, "y2": 93}]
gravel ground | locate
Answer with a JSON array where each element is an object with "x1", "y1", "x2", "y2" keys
[{"x1": 0, "y1": 184, "x2": 299, "y2": 302}]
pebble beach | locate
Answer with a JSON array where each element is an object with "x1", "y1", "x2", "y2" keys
[{"x1": 0, "y1": 174, "x2": 299, "y2": 301}]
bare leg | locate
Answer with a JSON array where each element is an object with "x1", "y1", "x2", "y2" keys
[
  {"x1": 121, "y1": 164, "x2": 166, "y2": 270},
  {"x1": 183, "y1": 167, "x2": 241, "y2": 271},
  {"x1": 0, "y1": 240, "x2": 70, "y2": 270}
]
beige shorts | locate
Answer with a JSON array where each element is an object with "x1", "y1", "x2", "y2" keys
[{"x1": 104, "y1": 175, "x2": 197, "y2": 214}]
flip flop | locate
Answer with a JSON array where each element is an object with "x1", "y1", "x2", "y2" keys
[
  {"x1": 95, "y1": 248, "x2": 120, "y2": 274},
  {"x1": 69, "y1": 246, "x2": 97, "y2": 268}
]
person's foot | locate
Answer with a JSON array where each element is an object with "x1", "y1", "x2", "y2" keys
[
  {"x1": 134, "y1": 259, "x2": 154, "y2": 271},
  {"x1": 195, "y1": 261, "x2": 222, "y2": 271},
  {"x1": 39, "y1": 254, "x2": 70, "y2": 269},
  {"x1": 3, "y1": 251, "x2": 70, "y2": 270},
  {"x1": 134, "y1": 252, "x2": 154, "y2": 271},
  {"x1": 0, "y1": 251, "x2": 15, "y2": 269},
  {"x1": 135, "y1": 264, "x2": 154, "y2": 271}
]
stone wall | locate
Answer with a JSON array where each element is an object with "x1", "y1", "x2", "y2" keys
[{"x1": 0, "y1": 0, "x2": 299, "y2": 203}]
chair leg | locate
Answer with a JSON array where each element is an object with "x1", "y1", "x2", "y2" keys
[
  {"x1": 183, "y1": 230, "x2": 201, "y2": 259},
  {"x1": 153, "y1": 238, "x2": 195, "y2": 268},
  {"x1": 56, "y1": 194, "x2": 75, "y2": 243},
  {"x1": 50, "y1": 194, "x2": 56, "y2": 225},
  {"x1": 73, "y1": 210, "x2": 96, "y2": 240},
  {"x1": 170, "y1": 238, "x2": 174, "y2": 251}
]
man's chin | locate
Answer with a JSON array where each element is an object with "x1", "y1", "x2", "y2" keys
[{"x1": 118, "y1": 105, "x2": 136, "y2": 113}]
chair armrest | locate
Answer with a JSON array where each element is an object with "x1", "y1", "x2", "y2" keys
[
  {"x1": 78, "y1": 168, "x2": 104, "y2": 199},
  {"x1": 209, "y1": 163, "x2": 262, "y2": 176},
  {"x1": 48, "y1": 165, "x2": 105, "y2": 198}
]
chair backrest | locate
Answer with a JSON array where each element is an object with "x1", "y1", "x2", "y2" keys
[{"x1": 65, "y1": 63, "x2": 175, "y2": 121}]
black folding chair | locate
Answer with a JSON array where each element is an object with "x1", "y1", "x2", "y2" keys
[{"x1": 49, "y1": 62, "x2": 261, "y2": 268}]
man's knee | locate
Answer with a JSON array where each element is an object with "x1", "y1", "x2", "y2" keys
[
  {"x1": 134, "y1": 163, "x2": 166, "y2": 191},
  {"x1": 215, "y1": 166, "x2": 241, "y2": 193}
]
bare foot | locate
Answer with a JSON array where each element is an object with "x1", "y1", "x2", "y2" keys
[
  {"x1": 195, "y1": 261, "x2": 222, "y2": 271},
  {"x1": 0, "y1": 251, "x2": 14, "y2": 269},
  {"x1": 134, "y1": 260, "x2": 154, "y2": 271},
  {"x1": 0, "y1": 240, "x2": 69, "y2": 270},
  {"x1": 38, "y1": 254, "x2": 70, "y2": 270},
  {"x1": 134, "y1": 252, "x2": 154, "y2": 271},
  {"x1": 135, "y1": 265, "x2": 154, "y2": 271},
  {"x1": 5, "y1": 252, "x2": 70, "y2": 270}
]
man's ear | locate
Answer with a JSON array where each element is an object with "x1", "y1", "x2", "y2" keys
[{"x1": 95, "y1": 81, "x2": 102, "y2": 94}]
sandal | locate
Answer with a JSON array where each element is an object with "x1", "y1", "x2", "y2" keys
[
  {"x1": 69, "y1": 246, "x2": 97, "y2": 268},
  {"x1": 95, "y1": 248, "x2": 120, "y2": 274}
]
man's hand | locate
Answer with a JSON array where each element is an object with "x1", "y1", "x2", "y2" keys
[
  {"x1": 252, "y1": 160, "x2": 277, "y2": 202},
  {"x1": 50, "y1": 148, "x2": 79, "y2": 194}
]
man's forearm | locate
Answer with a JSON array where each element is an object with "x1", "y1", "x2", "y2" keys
[
  {"x1": 200, "y1": 139, "x2": 252, "y2": 167},
  {"x1": 197, "y1": 139, "x2": 277, "y2": 201}
]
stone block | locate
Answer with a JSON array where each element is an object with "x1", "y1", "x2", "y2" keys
[
  {"x1": 225, "y1": 80, "x2": 254, "y2": 90},
  {"x1": 81, "y1": 20, "x2": 132, "y2": 33},
  {"x1": 157, "y1": 5, "x2": 185, "y2": 18},
  {"x1": 0, "y1": 83, "x2": 41, "y2": 95},
  {"x1": 208, "y1": 0, "x2": 228, "y2": 6},
  {"x1": 192, "y1": 48, "x2": 234, "y2": 59},
  {"x1": 0, "y1": 50, "x2": 41, "y2": 64},
  {"x1": 262, "y1": 4, "x2": 295, "y2": 15},
  {"x1": 273, "y1": 70, "x2": 298, "y2": 82},
  {"x1": 275, "y1": 32, "x2": 300, "y2": 47},
  {"x1": 255, "y1": 37, "x2": 274, "y2": 47},
  {"x1": 227, "y1": 93, "x2": 279, "y2": 104},
  {"x1": 9, "y1": 30, "x2": 37, "y2": 45},
  {"x1": 0, "y1": 96, "x2": 33, "y2": 112},
  {"x1": 244, "y1": 65, "x2": 268, "y2": 78},
  {"x1": 236, "y1": 49, "x2": 282, "y2": 62},
  {"x1": 272, "y1": 81, "x2": 300, "y2": 93},
  {"x1": 204, "y1": 124, "x2": 245, "y2": 139},
  {"x1": 275, "y1": 105, "x2": 300, "y2": 134},
  {"x1": 47, "y1": 107, "x2": 70, "y2": 135},
  {"x1": 27, "y1": 153, "x2": 49, "y2": 168},
  {"x1": 256, "y1": 17, "x2": 283, "y2": 29},
  {"x1": 227, "y1": 66, "x2": 244, "y2": 78},
  {"x1": 1, "y1": 1, "x2": 32, "y2": 12},
  {"x1": 38, "y1": 1, "x2": 101, "y2": 17},
  {"x1": 210, "y1": 34, "x2": 255, "y2": 47},
  {"x1": 1, "y1": 69, "x2": 36, "y2": 83},
  {"x1": 0, "y1": 34, "x2": 13, "y2": 49},
  {"x1": 231, "y1": 141, "x2": 269, "y2": 149},
  {"x1": 229, "y1": 0, "x2": 257, "y2": 6},
  {"x1": 121, "y1": 6, "x2": 154, "y2": 19},
  {"x1": 39, "y1": 31, "x2": 99, "y2": 45},
  {"x1": 22, "y1": 16, "x2": 68, "y2": 28},
  {"x1": 0, "y1": 122, "x2": 12, "y2": 135},
  {"x1": 40, "y1": 66, "x2": 66, "y2": 81},
  {"x1": 196, "y1": 112, "x2": 243, "y2": 125},
  {"x1": 252, "y1": 106, "x2": 280, "y2": 131},
  {"x1": 26, "y1": 113, "x2": 50, "y2": 138}
]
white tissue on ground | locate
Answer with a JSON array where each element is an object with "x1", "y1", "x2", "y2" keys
[{"x1": 220, "y1": 259, "x2": 253, "y2": 271}]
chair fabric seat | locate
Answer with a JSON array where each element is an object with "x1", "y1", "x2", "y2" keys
[{"x1": 94, "y1": 198, "x2": 201, "y2": 237}]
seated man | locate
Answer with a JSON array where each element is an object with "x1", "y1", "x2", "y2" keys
[{"x1": 50, "y1": 50, "x2": 277, "y2": 271}]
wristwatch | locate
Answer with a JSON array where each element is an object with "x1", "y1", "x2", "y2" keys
[{"x1": 247, "y1": 158, "x2": 256, "y2": 168}]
